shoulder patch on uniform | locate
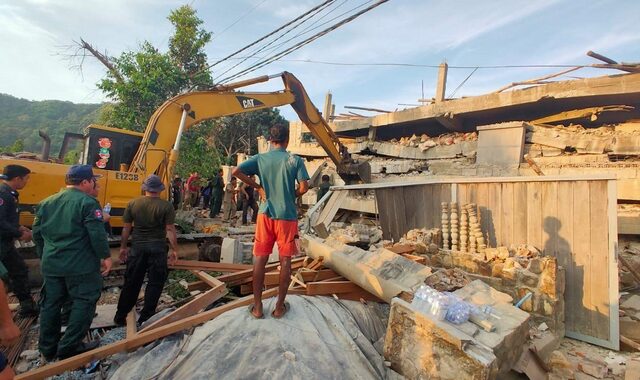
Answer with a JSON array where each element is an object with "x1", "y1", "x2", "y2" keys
[{"x1": 94, "y1": 209, "x2": 103, "y2": 219}]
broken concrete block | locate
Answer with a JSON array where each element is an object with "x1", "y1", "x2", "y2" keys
[
  {"x1": 220, "y1": 238, "x2": 243, "y2": 264},
  {"x1": 497, "y1": 247, "x2": 510, "y2": 260},
  {"x1": 384, "y1": 298, "x2": 498, "y2": 380}
]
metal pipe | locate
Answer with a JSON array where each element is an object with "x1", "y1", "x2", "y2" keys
[{"x1": 173, "y1": 105, "x2": 191, "y2": 151}]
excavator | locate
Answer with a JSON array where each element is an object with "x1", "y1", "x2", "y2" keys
[{"x1": 0, "y1": 72, "x2": 370, "y2": 228}]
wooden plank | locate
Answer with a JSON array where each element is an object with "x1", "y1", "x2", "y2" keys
[
  {"x1": 500, "y1": 183, "x2": 515, "y2": 246},
  {"x1": 306, "y1": 281, "x2": 364, "y2": 295},
  {"x1": 216, "y1": 257, "x2": 305, "y2": 287},
  {"x1": 556, "y1": 181, "x2": 574, "y2": 288},
  {"x1": 126, "y1": 311, "x2": 136, "y2": 340},
  {"x1": 332, "y1": 174, "x2": 616, "y2": 191},
  {"x1": 404, "y1": 185, "x2": 422, "y2": 231},
  {"x1": 608, "y1": 180, "x2": 620, "y2": 350},
  {"x1": 512, "y1": 182, "x2": 528, "y2": 245},
  {"x1": 16, "y1": 289, "x2": 280, "y2": 380},
  {"x1": 568, "y1": 180, "x2": 591, "y2": 340},
  {"x1": 486, "y1": 183, "x2": 502, "y2": 247},
  {"x1": 170, "y1": 260, "x2": 251, "y2": 272},
  {"x1": 191, "y1": 271, "x2": 225, "y2": 288},
  {"x1": 526, "y1": 182, "x2": 543, "y2": 250},
  {"x1": 540, "y1": 182, "x2": 558, "y2": 255},
  {"x1": 421, "y1": 184, "x2": 436, "y2": 230},
  {"x1": 375, "y1": 188, "x2": 395, "y2": 240},
  {"x1": 139, "y1": 283, "x2": 228, "y2": 333},
  {"x1": 186, "y1": 280, "x2": 208, "y2": 292},
  {"x1": 264, "y1": 268, "x2": 338, "y2": 286},
  {"x1": 588, "y1": 181, "x2": 611, "y2": 342}
]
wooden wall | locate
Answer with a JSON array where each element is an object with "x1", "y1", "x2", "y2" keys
[
  {"x1": 367, "y1": 176, "x2": 618, "y2": 350},
  {"x1": 376, "y1": 183, "x2": 451, "y2": 241}
]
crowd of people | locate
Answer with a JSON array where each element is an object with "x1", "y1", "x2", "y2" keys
[
  {"x1": 0, "y1": 123, "x2": 312, "y2": 376},
  {"x1": 171, "y1": 168, "x2": 259, "y2": 226},
  {"x1": 0, "y1": 163, "x2": 179, "y2": 374}
]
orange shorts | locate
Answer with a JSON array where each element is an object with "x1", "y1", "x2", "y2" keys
[{"x1": 253, "y1": 213, "x2": 298, "y2": 257}]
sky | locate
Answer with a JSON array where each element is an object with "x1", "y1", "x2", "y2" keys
[{"x1": 1, "y1": 0, "x2": 639, "y2": 121}]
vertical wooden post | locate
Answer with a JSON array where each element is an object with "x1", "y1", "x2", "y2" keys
[{"x1": 435, "y1": 62, "x2": 448, "y2": 102}]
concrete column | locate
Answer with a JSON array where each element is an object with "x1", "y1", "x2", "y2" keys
[
  {"x1": 323, "y1": 92, "x2": 333, "y2": 119},
  {"x1": 435, "y1": 62, "x2": 448, "y2": 103}
]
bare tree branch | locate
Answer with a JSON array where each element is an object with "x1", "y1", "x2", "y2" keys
[{"x1": 78, "y1": 38, "x2": 124, "y2": 83}]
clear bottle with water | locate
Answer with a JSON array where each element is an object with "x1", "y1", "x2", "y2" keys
[{"x1": 103, "y1": 202, "x2": 112, "y2": 214}]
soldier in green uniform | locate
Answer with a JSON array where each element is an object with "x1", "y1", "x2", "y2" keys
[
  {"x1": 0, "y1": 165, "x2": 38, "y2": 318},
  {"x1": 32, "y1": 165, "x2": 112, "y2": 360}
]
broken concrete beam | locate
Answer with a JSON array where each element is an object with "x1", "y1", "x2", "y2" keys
[
  {"x1": 453, "y1": 280, "x2": 531, "y2": 373},
  {"x1": 301, "y1": 235, "x2": 432, "y2": 302},
  {"x1": 220, "y1": 238, "x2": 243, "y2": 264},
  {"x1": 476, "y1": 122, "x2": 526, "y2": 167},
  {"x1": 384, "y1": 297, "x2": 499, "y2": 380}
]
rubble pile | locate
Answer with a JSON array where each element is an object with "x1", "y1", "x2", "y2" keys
[
  {"x1": 545, "y1": 339, "x2": 639, "y2": 380},
  {"x1": 396, "y1": 227, "x2": 441, "y2": 254},
  {"x1": 620, "y1": 295, "x2": 640, "y2": 346},
  {"x1": 327, "y1": 221, "x2": 383, "y2": 246},
  {"x1": 390, "y1": 132, "x2": 477, "y2": 152},
  {"x1": 424, "y1": 268, "x2": 469, "y2": 292}
]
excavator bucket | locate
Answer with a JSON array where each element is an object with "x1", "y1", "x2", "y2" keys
[{"x1": 339, "y1": 160, "x2": 371, "y2": 184}]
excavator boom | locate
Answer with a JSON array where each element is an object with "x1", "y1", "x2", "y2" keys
[{"x1": 129, "y1": 72, "x2": 370, "y2": 184}]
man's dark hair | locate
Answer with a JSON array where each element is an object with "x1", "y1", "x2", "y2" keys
[
  {"x1": 2, "y1": 165, "x2": 31, "y2": 180},
  {"x1": 268, "y1": 124, "x2": 289, "y2": 143},
  {"x1": 321, "y1": 174, "x2": 330, "y2": 182}
]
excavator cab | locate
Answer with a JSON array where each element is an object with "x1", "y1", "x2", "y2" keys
[{"x1": 81, "y1": 125, "x2": 143, "y2": 171}]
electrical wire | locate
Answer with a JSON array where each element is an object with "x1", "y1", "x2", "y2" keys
[
  {"x1": 218, "y1": 0, "x2": 390, "y2": 84},
  {"x1": 213, "y1": 0, "x2": 269, "y2": 40},
  {"x1": 206, "y1": 0, "x2": 335, "y2": 72},
  {"x1": 253, "y1": 0, "x2": 364, "y2": 57},
  {"x1": 211, "y1": 0, "x2": 337, "y2": 82},
  {"x1": 448, "y1": 67, "x2": 478, "y2": 98}
]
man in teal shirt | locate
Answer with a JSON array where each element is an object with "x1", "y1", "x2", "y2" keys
[
  {"x1": 33, "y1": 165, "x2": 112, "y2": 360},
  {"x1": 233, "y1": 124, "x2": 309, "y2": 319}
]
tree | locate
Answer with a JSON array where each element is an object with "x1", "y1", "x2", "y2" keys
[
  {"x1": 96, "y1": 5, "x2": 212, "y2": 131},
  {"x1": 167, "y1": 6, "x2": 212, "y2": 89},
  {"x1": 84, "y1": 5, "x2": 288, "y2": 174},
  {"x1": 210, "y1": 108, "x2": 287, "y2": 163}
]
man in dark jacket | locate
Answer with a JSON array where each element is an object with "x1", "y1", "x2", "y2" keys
[
  {"x1": 33, "y1": 165, "x2": 112, "y2": 360},
  {"x1": 209, "y1": 169, "x2": 224, "y2": 218},
  {"x1": 0, "y1": 165, "x2": 37, "y2": 317}
]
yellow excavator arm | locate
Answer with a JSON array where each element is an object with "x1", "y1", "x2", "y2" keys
[{"x1": 129, "y1": 72, "x2": 370, "y2": 184}]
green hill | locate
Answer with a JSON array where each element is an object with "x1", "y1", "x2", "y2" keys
[{"x1": 0, "y1": 93, "x2": 103, "y2": 154}]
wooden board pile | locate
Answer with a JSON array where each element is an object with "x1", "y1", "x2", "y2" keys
[{"x1": 16, "y1": 254, "x2": 419, "y2": 380}]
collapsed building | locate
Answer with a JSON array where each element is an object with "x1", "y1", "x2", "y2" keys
[{"x1": 14, "y1": 60, "x2": 640, "y2": 379}]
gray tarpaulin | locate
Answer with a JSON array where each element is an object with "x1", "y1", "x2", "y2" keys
[{"x1": 109, "y1": 295, "x2": 390, "y2": 380}]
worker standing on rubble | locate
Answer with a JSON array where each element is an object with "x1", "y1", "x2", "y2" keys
[
  {"x1": 209, "y1": 169, "x2": 224, "y2": 218},
  {"x1": 0, "y1": 165, "x2": 39, "y2": 318},
  {"x1": 221, "y1": 177, "x2": 238, "y2": 226},
  {"x1": 113, "y1": 174, "x2": 179, "y2": 326},
  {"x1": 233, "y1": 124, "x2": 309, "y2": 319},
  {"x1": 33, "y1": 165, "x2": 112, "y2": 360}
]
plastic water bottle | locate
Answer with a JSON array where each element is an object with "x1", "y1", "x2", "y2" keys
[
  {"x1": 444, "y1": 295, "x2": 471, "y2": 324},
  {"x1": 103, "y1": 203, "x2": 111, "y2": 213}
]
